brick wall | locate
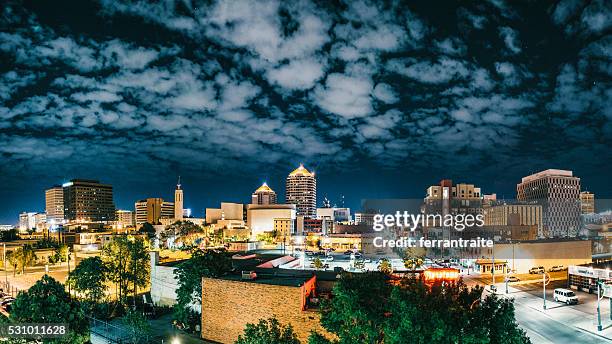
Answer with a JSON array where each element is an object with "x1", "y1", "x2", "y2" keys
[{"x1": 201, "y1": 277, "x2": 332, "y2": 343}]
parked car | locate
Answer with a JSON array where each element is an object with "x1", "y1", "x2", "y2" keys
[
  {"x1": 343, "y1": 250, "x2": 353, "y2": 255},
  {"x1": 506, "y1": 276, "x2": 521, "y2": 282},
  {"x1": 0, "y1": 297, "x2": 14, "y2": 307},
  {"x1": 325, "y1": 256, "x2": 334, "y2": 262},
  {"x1": 489, "y1": 285, "x2": 497, "y2": 292},
  {"x1": 554, "y1": 288, "x2": 578, "y2": 305},
  {"x1": 529, "y1": 266, "x2": 545, "y2": 274},
  {"x1": 549, "y1": 265, "x2": 566, "y2": 272},
  {"x1": 353, "y1": 253, "x2": 363, "y2": 259}
]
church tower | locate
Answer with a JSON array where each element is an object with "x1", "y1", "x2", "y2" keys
[{"x1": 174, "y1": 177, "x2": 184, "y2": 220}]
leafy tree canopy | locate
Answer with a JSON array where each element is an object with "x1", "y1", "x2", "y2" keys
[
  {"x1": 235, "y1": 317, "x2": 300, "y2": 344},
  {"x1": 174, "y1": 248, "x2": 232, "y2": 323},
  {"x1": 67, "y1": 256, "x2": 108, "y2": 302},
  {"x1": 10, "y1": 275, "x2": 88, "y2": 338},
  {"x1": 313, "y1": 273, "x2": 530, "y2": 344}
]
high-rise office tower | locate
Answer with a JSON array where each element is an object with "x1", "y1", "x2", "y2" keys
[
  {"x1": 135, "y1": 198, "x2": 174, "y2": 225},
  {"x1": 251, "y1": 183, "x2": 277, "y2": 205},
  {"x1": 517, "y1": 169, "x2": 581, "y2": 237},
  {"x1": 285, "y1": 164, "x2": 316, "y2": 218},
  {"x1": 63, "y1": 179, "x2": 115, "y2": 222},
  {"x1": 45, "y1": 185, "x2": 65, "y2": 223},
  {"x1": 175, "y1": 178, "x2": 184, "y2": 220}
]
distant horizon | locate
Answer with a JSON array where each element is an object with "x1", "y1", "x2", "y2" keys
[{"x1": 3, "y1": 165, "x2": 610, "y2": 225}]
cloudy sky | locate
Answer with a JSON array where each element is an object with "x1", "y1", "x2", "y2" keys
[{"x1": 1, "y1": 0, "x2": 611, "y2": 223}]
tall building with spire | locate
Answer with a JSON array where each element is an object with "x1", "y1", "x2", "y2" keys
[
  {"x1": 285, "y1": 164, "x2": 317, "y2": 218},
  {"x1": 252, "y1": 182, "x2": 277, "y2": 205},
  {"x1": 175, "y1": 177, "x2": 183, "y2": 220}
]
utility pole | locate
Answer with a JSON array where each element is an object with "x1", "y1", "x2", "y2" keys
[
  {"x1": 543, "y1": 272, "x2": 547, "y2": 310},
  {"x1": 597, "y1": 279, "x2": 603, "y2": 331}
]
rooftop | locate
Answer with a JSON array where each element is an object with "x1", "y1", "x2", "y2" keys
[
  {"x1": 254, "y1": 182, "x2": 275, "y2": 193},
  {"x1": 521, "y1": 169, "x2": 575, "y2": 183},
  {"x1": 288, "y1": 164, "x2": 314, "y2": 177}
]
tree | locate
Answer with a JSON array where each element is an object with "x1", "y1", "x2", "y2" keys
[
  {"x1": 378, "y1": 259, "x2": 393, "y2": 274},
  {"x1": 313, "y1": 257, "x2": 323, "y2": 270},
  {"x1": 6, "y1": 250, "x2": 20, "y2": 276},
  {"x1": 313, "y1": 273, "x2": 531, "y2": 344},
  {"x1": 53, "y1": 243, "x2": 69, "y2": 263},
  {"x1": 102, "y1": 236, "x2": 149, "y2": 306},
  {"x1": 235, "y1": 317, "x2": 300, "y2": 344},
  {"x1": 67, "y1": 256, "x2": 108, "y2": 302},
  {"x1": 10, "y1": 275, "x2": 88, "y2": 343},
  {"x1": 403, "y1": 256, "x2": 423, "y2": 270},
  {"x1": 174, "y1": 248, "x2": 232, "y2": 324},
  {"x1": 18, "y1": 245, "x2": 36, "y2": 274},
  {"x1": 318, "y1": 272, "x2": 390, "y2": 343}
]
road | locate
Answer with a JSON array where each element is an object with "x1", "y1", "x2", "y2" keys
[{"x1": 476, "y1": 278, "x2": 612, "y2": 344}]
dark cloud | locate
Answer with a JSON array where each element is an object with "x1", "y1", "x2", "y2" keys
[{"x1": 0, "y1": 0, "x2": 610, "y2": 222}]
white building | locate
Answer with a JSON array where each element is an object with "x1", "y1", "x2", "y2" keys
[
  {"x1": 316, "y1": 207, "x2": 351, "y2": 223},
  {"x1": 247, "y1": 204, "x2": 296, "y2": 237},
  {"x1": 19, "y1": 212, "x2": 46, "y2": 232}
]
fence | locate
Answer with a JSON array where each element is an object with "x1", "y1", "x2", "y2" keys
[{"x1": 0, "y1": 280, "x2": 20, "y2": 297}]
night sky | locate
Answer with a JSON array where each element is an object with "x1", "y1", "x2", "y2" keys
[{"x1": 1, "y1": 0, "x2": 611, "y2": 224}]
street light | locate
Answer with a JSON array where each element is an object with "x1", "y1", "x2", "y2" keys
[{"x1": 542, "y1": 271, "x2": 550, "y2": 310}]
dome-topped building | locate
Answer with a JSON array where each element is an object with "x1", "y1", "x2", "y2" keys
[
  {"x1": 251, "y1": 182, "x2": 278, "y2": 205},
  {"x1": 286, "y1": 164, "x2": 317, "y2": 218}
]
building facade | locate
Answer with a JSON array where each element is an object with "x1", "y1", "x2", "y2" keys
[
  {"x1": 484, "y1": 204, "x2": 542, "y2": 227},
  {"x1": 19, "y1": 212, "x2": 45, "y2": 232},
  {"x1": 135, "y1": 198, "x2": 174, "y2": 225},
  {"x1": 251, "y1": 183, "x2": 278, "y2": 205},
  {"x1": 206, "y1": 202, "x2": 244, "y2": 224},
  {"x1": 580, "y1": 191, "x2": 595, "y2": 214},
  {"x1": 424, "y1": 179, "x2": 483, "y2": 220},
  {"x1": 285, "y1": 165, "x2": 317, "y2": 218},
  {"x1": 517, "y1": 169, "x2": 581, "y2": 237},
  {"x1": 116, "y1": 210, "x2": 135, "y2": 228},
  {"x1": 45, "y1": 186, "x2": 64, "y2": 224},
  {"x1": 247, "y1": 204, "x2": 297, "y2": 237},
  {"x1": 63, "y1": 179, "x2": 115, "y2": 222}
]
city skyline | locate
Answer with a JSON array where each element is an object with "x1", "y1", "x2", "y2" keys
[
  {"x1": 1, "y1": 0, "x2": 611, "y2": 223},
  {"x1": 4, "y1": 165, "x2": 609, "y2": 226}
]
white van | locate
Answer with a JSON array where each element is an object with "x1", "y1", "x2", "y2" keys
[{"x1": 554, "y1": 288, "x2": 578, "y2": 305}]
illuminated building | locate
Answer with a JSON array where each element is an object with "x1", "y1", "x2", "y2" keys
[
  {"x1": 247, "y1": 204, "x2": 296, "y2": 237},
  {"x1": 19, "y1": 212, "x2": 45, "y2": 232},
  {"x1": 206, "y1": 202, "x2": 244, "y2": 224},
  {"x1": 517, "y1": 169, "x2": 581, "y2": 237},
  {"x1": 424, "y1": 179, "x2": 483, "y2": 220},
  {"x1": 63, "y1": 179, "x2": 115, "y2": 222},
  {"x1": 580, "y1": 191, "x2": 595, "y2": 214},
  {"x1": 423, "y1": 268, "x2": 460, "y2": 282},
  {"x1": 354, "y1": 211, "x2": 377, "y2": 227},
  {"x1": 251, "y1": 182, "x2": 277, "y2": 205},
  {"x1": 484, "y1": 204, "x2": 542, "y2": 227},
  {"x1": 274, "y1": 218, "x2": 294, "y2": 238},
  {"x1": 116, "y1": 210, "x2": 135, "y2": 228},
  {"x1": 45, "y1": 186, "x2": 64, "y2": 223},
  {"x1": 135, "y1": 198, "x2": 174, "y2": 225},
  {"x1": 285, "y1": 164, "x2": 316, "y2": 218},
  {"x1": 174, "y1": 178, "x2": 184, "y2": 220},
  {"x1": 316, "y1": 207, "x2": 351, "y2": 223}
]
